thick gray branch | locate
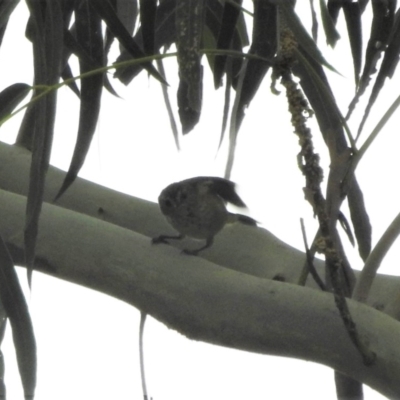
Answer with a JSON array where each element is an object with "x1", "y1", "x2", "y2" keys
[
  {"x1": 0, "y1": 142, "x2": 398, "y2": 310},
  {"x1": 0, "y1": 188, "x2": 399, "y2": 398}
]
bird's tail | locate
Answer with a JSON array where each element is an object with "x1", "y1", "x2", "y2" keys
[{"x1": 228, "y1": 213, "x2": 257, "y2": 226}]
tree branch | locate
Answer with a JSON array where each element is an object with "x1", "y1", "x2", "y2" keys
[{"x1": 0, "y1": 188, "x2": 400, "y2": 397}]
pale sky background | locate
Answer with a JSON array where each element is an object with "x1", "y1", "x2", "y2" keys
[{"x1": 0, "y1": 2, "x2": 399, "y2": 399}]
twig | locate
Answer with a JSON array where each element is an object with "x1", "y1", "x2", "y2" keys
[
  {"x1": 274, "y1": 24, "x2": 375, "y2": 366},
  {"x1": 139, "y1": 312, "x2": 150, "y2": 400},
  {"x1": 299, "y1": 220, "x2": 326, "y2": 290},
  {"x1": 353, "y1": 211, "x2": 400, "y2": 303}
]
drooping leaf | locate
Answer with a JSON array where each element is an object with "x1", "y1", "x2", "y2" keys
[
  {"x1": 218, "y1": 57, "x2": 232, "y2": 150},
  {"x1": 0, "y1": 0, "x2": 19, "y2": 46},
  {"x1": 343, "y1": 2, "x2": 362, "y2": 87},
  {"x1": 279, "y1": 1, "x2": 339, "y2": 73},
  {"x1": 347, "y1": 0, "x2": 395, "y2": 120},
  {"x1": 0, "y1": 306, "x2": 6, "y2": 398},
  {"x1": 357, "y1": 8, "x2": 400, "y2": 138},
  {"x1": 175, "y1": 0, "x2": 206, "y2": 133},
  {"x1": 204, "y1": 0, "x2": 247, "y2": 89},
  {"x1": 139, "y1": 0, "x2": 157, "y2": 55},
  {"x1": 60, "y1": 63, "x2": 80, "y2": 98},
  {"x1": 213, "y1": 0, "x2": 242, "y2": 88},
  {"x1": 20, "y1": 0, "x2": 64, "y2": 285},
  {"x1": 226, "y1": 1, "x2": 276, "y2": 176},
  {"x1": 0, "y1": 235, "x2": 36, "y2": 399},
  {"x1": 0, "y1": 83, "x2": 31, "y2": 124},
  {"x1": 89, "y1": 0, "x2": 166, "y2": 84},
  {"x1": 327, "y1": 0, "x2": 342, "y2": 25},
  {"x1": 309, "y1": 0, "x2": 318, "y2": 42},
  {"x1": 233, "y1": 0, "x2": 276, "y2": 131},
  {"x1": 55, "y1": 0, "x2": 104, "y2": 200},
  {"x1": 319, "y1": 0, "x2": 340, "y2": 47},
  {"x1": 109, "y1": 0, "x2": 138, "y2": 56},
  {"x1": 115, "y1": 0, "x2": 175, "y2": 85},
  {"x1": 63, "y1": 26, "x2": 118, "y2": 98},
  {"x1": 156, "y1": 56, "x2": 180, "y2": 150},
  {"x1": 0, "y1": 0, "x2": 19, "y2": 28},
  {"x1": 117, "y1": 0, "x2": 138, "y2": 37},
  {"x1": 347, "y1": 179, "x2": 372, "y2": 261},
  {"x1": 292, "y1": 48, "x2": 348, "y2": 152}
]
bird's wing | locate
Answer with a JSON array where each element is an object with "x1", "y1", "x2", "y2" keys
[{"x1": 188, "y1": 176, "x2": 247, "y2": 207}]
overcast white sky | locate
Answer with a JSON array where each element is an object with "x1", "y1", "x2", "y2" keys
[{"x1": 0, "y1": 1, "x2": 399, "y2": 399}]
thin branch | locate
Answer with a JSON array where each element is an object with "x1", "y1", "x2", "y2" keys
[
  {"x1": 139, "y1": 312, "x2": 150, "y2": 400},
  {"x1": 298, "y1": 220, "x2": 326, "y2": 290},
  {"x1": 353, "y1": 211, "x2": 400, "y2": 303},
  {"x1": 275, "y1": 25, "x2": 375, "y2": 366}
]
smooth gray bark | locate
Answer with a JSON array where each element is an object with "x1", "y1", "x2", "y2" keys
[{"x1": 0, "y1": 142, "x2": 399, "y2": 397}]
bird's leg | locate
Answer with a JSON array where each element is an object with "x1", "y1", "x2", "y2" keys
[
  {"x1": 152, "y1": 233, "x2": 185, "y2": 245},
  {"x1": 182, "y1": 237, "x2": 214, "y2": 256}
]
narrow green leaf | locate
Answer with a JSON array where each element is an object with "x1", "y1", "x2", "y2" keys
[
  {"x1": 0, "y1": 301, "x2": 7, "y2": 398},
  {"x1": 22, "y1": 0, "x2": 63, "y2": 285},
  {"x1": 139, "y1": 0, "x2": 157, "y2": 55},
  {"x1": 217, "y1": 57, "x2": 231, "y2": 151},
  {"x1": 176, "y1": 0, "x2": 205, "y2": 133},
  {"x1": 61, "y1": 63, "x2": 80, "y2": 98},
  {"x1": 225, "y1": 0, "x2": 277, "y2": 176},
  {"x1": 116, "y1": 0, "x2": 138, "y2": 38},
  {"x1": 327, "y1": 0, "x2": 341, "y2": 25},
  {"x1": 0, "y1": 83, "x2": 31, "y2": 124},
  {"x1": 347, "y1": 180, "x2": 372, "y2": 261},
  {"x1": 0, "y1": 0, "x2": 19, "y2": 46},
  {"x1": 347, "y1": 0, "x2": 396, "y2": 121},
  {"x1": 343, "y1": 2, "x2": 362, "y2": 86},
  {"x1": 156, "y1": 56, "x2": 180, "y2": 150},
  {"x1": 291, "y1": 48, "x2": 350, "y2": 152},
  {"x1": 232, "y1": 0, "x2": 276, "y2": 131},
  {"x1": 89, "y1": 0, "x2": 166, "y2": 84},
  {"x1": 55, "y1": 0, "x2": 104, "y2": 200},
  {"x1": 0, "y1": 235, "x2": 36, "y2": 399},
  {"x1": 115, "y1": 0, "x2": 175, "y2": 85},
  {"x1": 319, "y1": 0, "x2": 340, "y2": 47},
  {"x1": 205, "y1": 0, "x2": 246, "y2": 89},
  {"x1": 309, "y1": 0, "x2": 318, "y2": 42},
  {"x1": 213, "y1": 0, "x2": 242, "y2": 88},
  {"x1": 0, "y1": 0, "x2": 19, "y2": 29},
  {"x1": 278, "y1": 1, "x2": 339, "y2": 73},
  {"x1": 357, "y1": 10, "x2": 400, "y2": 138}
]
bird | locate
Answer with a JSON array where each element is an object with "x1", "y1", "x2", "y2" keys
[{"x1": 152, "y1": 176, "x2": 257, "y2": 255}]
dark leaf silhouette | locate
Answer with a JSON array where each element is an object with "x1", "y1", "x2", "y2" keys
[
  {"x1": 348, "y1": 179, "x2": 372, "y2": 261},
  {"x1": 115, "y1": 0, "x2": 175, "y2": 84},
  {"x1": 176, "y1": 0, "x2": 205, "y2": 134},
  {"x1": 319, "y1": 0, "x2": 340, "y2": 47},
  {"x1": 357, "y1": 8, "x2": 400, "y2": 138},
  {"x1": 139, "y1": 0, "x2": 157, "y2": 55},
  {"x1": 55, "y1": 0, "x2": 104, "y2": 200},
  {"x1": 89, "y1": 0, "x2": 166, "y2": 84},
  {"x1": 213, "y1": 0, "x2": 242, "y2": 88},
  {"x1": 347, "y1": 1, "x2": 396, "y2": 120},
  {"x1": 20, "y1": 0, "x2": 64, "y2": 285},
  {"x1": 343, "y1": 2, "x2": 362, "y2": 86},
  {"x1": 0, "y1": 235, "x2": 36, "y2": 399},
  {"x1": 0, "y1": 83, "x2": 31, "y2": 123},
  {"x1": 205, "y1": 0, "x2": 247, "y2": 89},
  {"x1": 232, "y1": 1, "x2": 276, "y2": 133},
  {"x1": 0, "y1": 0, "x2": 19, "y2": 46}
]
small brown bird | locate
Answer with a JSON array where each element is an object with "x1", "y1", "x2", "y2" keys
[{"x1": 152, "y1": 176, "x2": 257, "y2": 255}]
